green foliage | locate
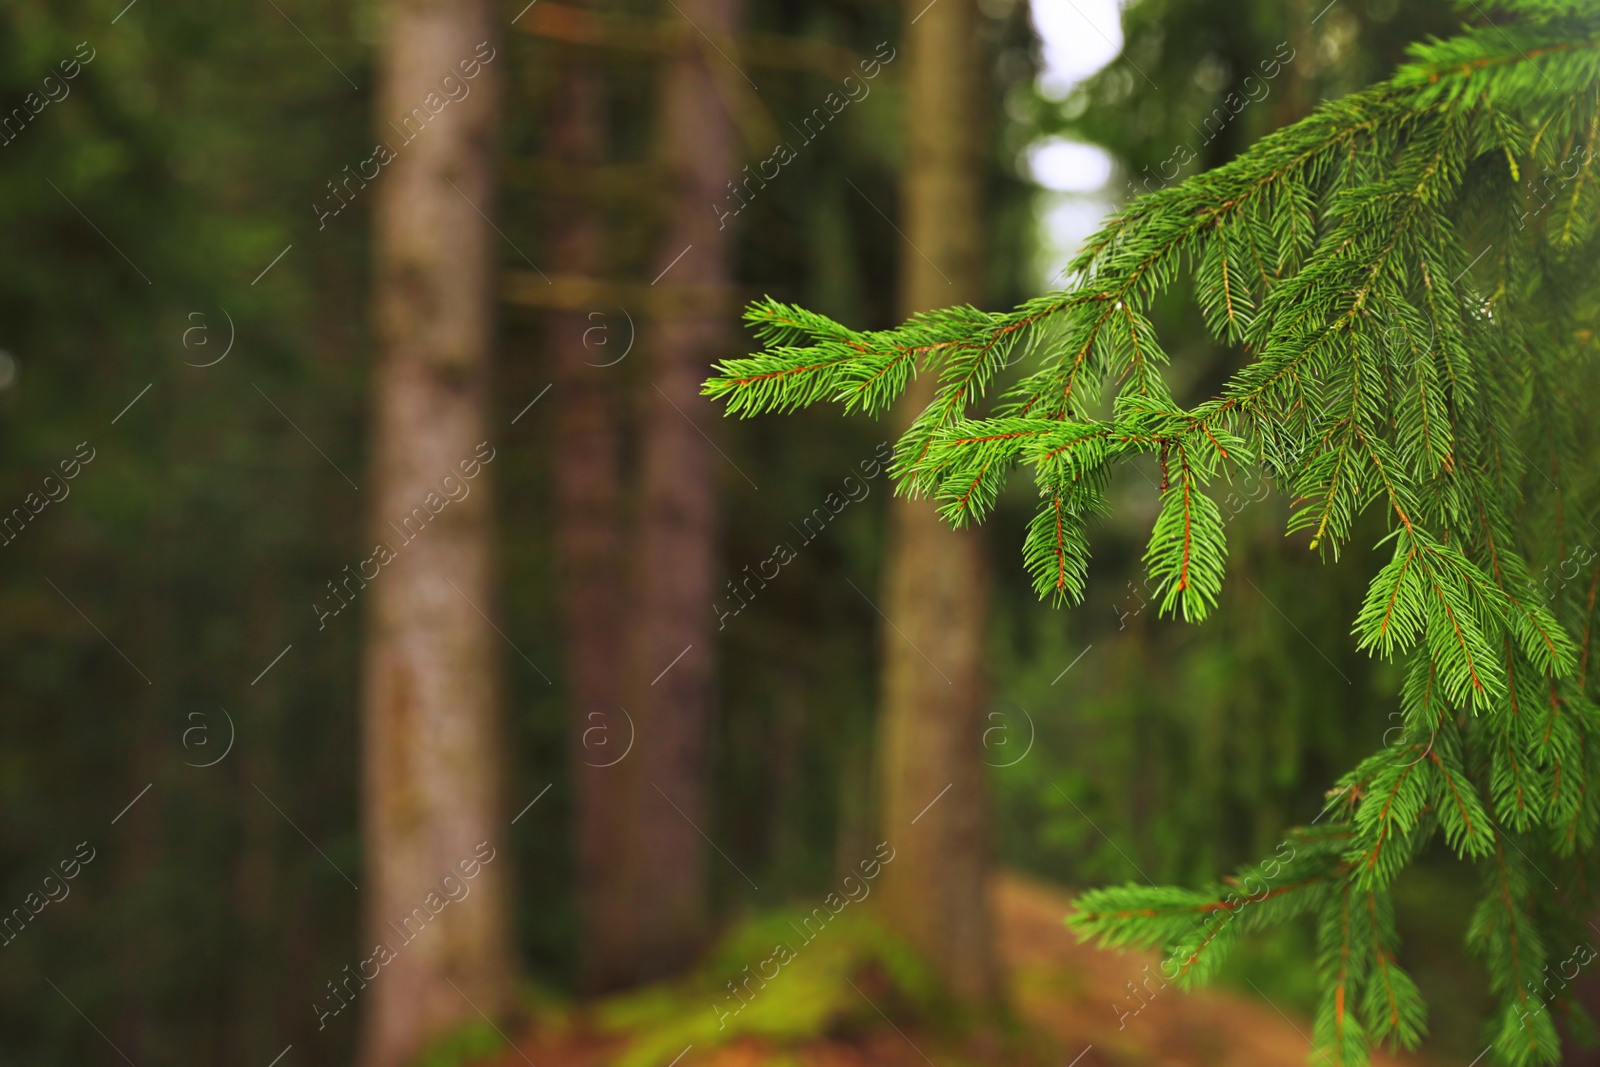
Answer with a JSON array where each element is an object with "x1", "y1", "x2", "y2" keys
[
  {"x1": 413, "y1": 1020, "x2": 506, "y2": 1067},
  {"x1": 705, "y1": 2, "x2": 1600, "y2": 1061},
  {"x1": 595, "y1": 909, "x2": 940, "y2": 1067},
  {"x1": 0, "y1": 2, "x2": 374, "y2": 1064}
]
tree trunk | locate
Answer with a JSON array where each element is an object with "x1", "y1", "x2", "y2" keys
[
  {"x1": 358, "y1": 2, "x2": 515, "y2": 1064},
  {"x1": 600, "y1": 0, "x2": 739, "y2": 987},
  {"x1": 544, "y1": 40, "x2": 636, "y2": 993},
  {"x1": 873, "y1": 0, "x2": 999, "y2": 1006}
]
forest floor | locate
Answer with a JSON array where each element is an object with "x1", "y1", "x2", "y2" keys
[
  {"x1": 993, "y1": 873, "x2": 1421, "y2": 1067},
  {"x1": 487, "y1": 871, "x2": 1426, "y2": 1067}
]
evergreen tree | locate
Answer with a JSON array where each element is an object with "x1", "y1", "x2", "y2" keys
[
  {"x1": 617, "y1": 0, "x2": 742, "y2": 984},
  {"x1": 541, "y1": 26, "x2": 633, "y2": 993},
  {"x1": 872, "y1": 0, "x2": 1000, "y2": 1007},
  {"x1": 705, "y1": 1, "x2": 1600, "y2": 1062},
  {"x1": 0, "y1": 2, "x2": 373, "y2": 1064},
  {"x1": 360, "y1": 1, "x2": 516, "y2": 1063},
  {"x1": 1001, "y1": 0, "x2": 1462, "y2": 906}
]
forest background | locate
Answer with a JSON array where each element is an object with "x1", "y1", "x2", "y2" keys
[{"x1": 0, "y1": 0, "x2": 1557, "y2": 1065}]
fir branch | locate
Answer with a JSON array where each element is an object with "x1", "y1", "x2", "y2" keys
[{"x1": 704, "y1": 10, "x2": 1600, "y2": 1061}]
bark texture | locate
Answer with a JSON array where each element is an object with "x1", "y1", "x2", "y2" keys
[
  {"x1": 873, "y1": 0, "x2": 1000, "y2": 1006},
  {"x1": 358, "y1": 2, "x2": 515, "y2": 1064},
  {"x1": 544, "y1": 41, "x2": 635, "y2": 992},
  {"x1": 595, "y1": 0, "x2": 739, "y2": 988}
]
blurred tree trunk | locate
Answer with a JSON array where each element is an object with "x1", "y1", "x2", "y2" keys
[
  {"x1": 600, "y1": 0, "x2": 739, "y2": 988},
  {"x1": 873, "y1": 0, "x2": 998, "y2": 1006},
  {"x1": 544, "y1": 41, "x2": 636, "y2": 992},
  {"x1": 358, "y1": 2, "x2": 515, "y2": 1065}
]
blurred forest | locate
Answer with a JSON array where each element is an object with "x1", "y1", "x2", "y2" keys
[{"x1": 0, "y1": 0, "x2": 1572, "y2": 1065}]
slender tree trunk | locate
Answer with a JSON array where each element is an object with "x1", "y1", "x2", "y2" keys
[
  {"x1": 544, "y1": 41, "x2": 636, "y2": 993},
  {"x1": 604, "y1": 0, "x2": 739, "y2": 986},
  {"x1": 358, "y1": 2, "x2": 515, "y2": 1064},
  {"x1": 873, "y1": 0, "x2": 999, "y2": 1006}
]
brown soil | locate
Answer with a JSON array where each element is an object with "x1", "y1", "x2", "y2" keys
[{"x1": 994, "y1": 871, "x2": 1424, "y2": 1067}]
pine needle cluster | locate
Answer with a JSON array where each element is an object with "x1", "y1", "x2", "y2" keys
[{"x1": 705, "y1": 2, "x2": 1600, "y2": 1062}]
